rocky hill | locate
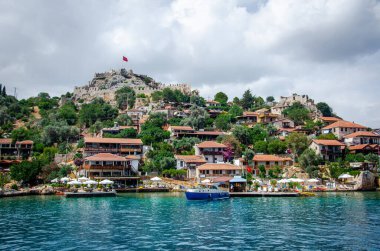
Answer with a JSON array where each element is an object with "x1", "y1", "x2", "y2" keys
[{"x1": 72, "y1": 68, "x2": 192, "y2": 106}]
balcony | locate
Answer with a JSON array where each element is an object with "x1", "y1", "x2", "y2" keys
[{"x1": 83, "y1": 165, "x2": 127, "y2": 170}]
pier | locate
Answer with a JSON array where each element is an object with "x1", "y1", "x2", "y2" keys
[{"x1": 64, "y1": 191, "x2": 117, "y2": 198}]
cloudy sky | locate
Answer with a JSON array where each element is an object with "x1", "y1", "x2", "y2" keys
[{"x1": 0, "y1": 0, "x2": 380, "y2": 127}]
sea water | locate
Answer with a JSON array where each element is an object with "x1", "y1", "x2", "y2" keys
[{"x1": 0, "y1": 192, "x2": 379, "y2": 250}]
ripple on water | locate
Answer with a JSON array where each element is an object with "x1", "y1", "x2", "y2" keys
[{"x1": 0, "y1": 192, "x2": 380, "y2": 250}]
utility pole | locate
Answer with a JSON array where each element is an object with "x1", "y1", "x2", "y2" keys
[{"x1": 14, "y1": 87, "x2": 17, "y2": 99}]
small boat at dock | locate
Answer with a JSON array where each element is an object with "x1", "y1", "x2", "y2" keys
[{"x1": 185, "y1": 185, "x2": 229, "y2": 200}]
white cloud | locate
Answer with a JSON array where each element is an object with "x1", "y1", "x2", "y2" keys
[{"x1": 0, "y1": 0, "x2": 379, "y2": 127}]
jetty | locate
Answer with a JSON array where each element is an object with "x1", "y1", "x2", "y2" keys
[
  {"x1": 116, "y1": 188, "x2": 170, "y2": 193},
  {"x1": 64, "y1": 191, "x2": 117, "y2": 198},
  {"x1": 230, "y1": 192, "x2": 300, "y2": 197}
]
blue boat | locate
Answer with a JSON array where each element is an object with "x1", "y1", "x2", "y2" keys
[{"x1": 185, "y1": 185, "x2": 230, "y2": 200}]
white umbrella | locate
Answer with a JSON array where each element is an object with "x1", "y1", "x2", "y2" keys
[
  {"x1": 68, "y1": 180, "x2": 82, "y2": 186},
  {"x1": 338, "y1": 173, "x2": 353, "y2": 179},
  {"x1": 150, "y1": 177, "x2": 162, "y2": 181},
  {"x1": 289, "y1": 178, "x2": 304, "y2": 183},
  {"x1": 51, "y1": 178, "x2": 59, "y2": 183},
  {"x1": 278, "y1": 179, "x2": 290, "y2": 183},
  {"x1": 253, "y1": 179, "x2": 263, "y2": 184},
  {"x1": 84, "y1": 180, "x2": 98, "y2": 185},
  {"x1": 201, "y1": 179, "x2": 211, "y2": 183},
  {"x1": 307, "y1": 178, "x2": 320, "y2": 183},
  {"x1": 60, "y1": 177, "x2": 70, "y2": 182},
  {"x1": 99, "y1": 179, "x2": 114, "y2": 185},
  {"x1": 78, "y1": 177, "x2": 89, "y2": 182}
]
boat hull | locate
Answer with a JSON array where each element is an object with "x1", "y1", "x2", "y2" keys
[{"x1": 185, "y1": 189, "x2": 230, "y2": 200}]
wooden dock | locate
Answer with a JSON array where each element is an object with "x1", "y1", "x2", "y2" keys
[
  {"x1": 64, "y1": 191, "x2": 117, "y2": 198},
  {"x1": 230, "y1": 192, "x2": 300, "y2": 197},
  {"x1": 116, "y1": 188, "x2": 170, "y2": 193}
]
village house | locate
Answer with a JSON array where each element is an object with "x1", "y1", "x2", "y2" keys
[
  {"x1": 196, "y1": 163, "x2": 242, "y2": 181},
  {"x1": 348, "y1": 144, "x2": 379, "y2": 155},
  {"x1": 0, "y1": 139, "x2": 33, "y2": 160},
  {"x1": 272, "y1": 118, "x2": 295, "y2": 129},
  {"x1": 82, "y1": 153, "x2": 140, "y2": 187},
  {"x1": 321, "y1": 120, "x2": 368, "y2": 140},
  {"x1": 194, "y1": 141, "x2": 227, "y2": 163},
  {"x1": 343, "y1": 131, "x2": 380, "y2": 146},
  {"x1": 309, "y1": 139, "x2": 345, "y2": 162},
  {"x1": 256, "y1": 108, "x2": 279, "y2": 124},
  {"x1": 175, "y1": 155, "x2": 207, "y2": 179},
  {"x1": 167, "y1": 125, "x2": 195, "y2": 138},
  {"x1": 236, "y1": 111, "x2": 258, "y2": 125},
  {"x1": 252, "y1": 154, "x2": 293, "y2": 176},
  {"x1": 205, "y1": 100, "x2": 220, "y2": 107},
  {"x1": 124, "y1": 109, "x2": 146, "y2": 126},
  {"x1": 83, "y1": 137, "x2": 143, "y2": 158}
]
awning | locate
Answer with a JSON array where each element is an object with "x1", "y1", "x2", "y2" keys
[{"x1": 229, "y1": 176, "x2": 247, "y2": 183}]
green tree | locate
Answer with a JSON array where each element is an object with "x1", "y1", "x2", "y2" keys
[
  {"x1": 317, "y1": 133, "x2": 337, "y2": 140},
  {"x1": 317, "y1": 102, "x2": 333, "y2": 117},
  {"x1": 180, "y1": 106, "x2": 210, "y2": 130},
  {"x1": 10, "y1": 159, "x2": 45, "y2": 185},
  {"x1": 282, "y1": 102, "x2": 310, "y2": 125},
  {"x1": 266, "y1": 96, "x2": 275, "y2": 102},
  {"x1": 11, "y1": 127, "x2": 32, "y2": 142},
  {"x1": 116, "y1": 114, "x2": 133, "y2": 126},
  {"x1": 104, "y1": 128, "x2": 137, "y2": 138},
  {"x1": 267, "y1": 139, "x2": 287, "y2": 154},
  {"x1": 286, "y1": 132, "x2": 309, "y2": 158},
  {"x1": 299, "y1": 149, "x2": 322, "y2": 178},
  {"x1": 173, "y1": 137, "x2": 200, "y2": 154},
  {"x1": 57, "y1": 102, "x2": 77, "y2": 125},
  {"x1": 115, "y1": 87, "x2": 136, "y2": 110},
  {"x1": 78, "y1": 98, "x2": 118, "y2": 127},
  {"x1": 365, "y1": 153, "x2": 379, "y2": 166},
  {"x1": 214, "y1": 92, "x2": 228, "y2": 104},
  {"x1": 254, "y1": 140, "x2": 268, "y2": 153},
  {"x1": 250, "y1": 124, "x2": 269, "y2": 143},
  {"x1": 42, "y1": 121, "x2": 79, "y2": 145},
  {"x1": 241, "y1": 89, "x2": 254, "y2": 110},
  {"x1": 229, "y1": 104, "x2": 243, "y2": 117},
  {"x1": 214, "y1": 114, "x2": 232, "y2": 131},
  {"x1": 232, "y1": 125, "x2": 253, "y2": 146},
  {"x1": 190, "y1": 95, "x2": 206, "y2": 106},
  {"x1": 233, "y1": 97, "x2": 240, "y2": 105},
  {"x1": 151, "y1": 91, "x2": 163, "y2": 102},
  {"x1": 258, "y1": 164, "x2": 266, "y2": 179}
]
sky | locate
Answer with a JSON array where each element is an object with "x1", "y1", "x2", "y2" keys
[{"x1": 0, "y1": 0, "x2": 380, "y2": 127}]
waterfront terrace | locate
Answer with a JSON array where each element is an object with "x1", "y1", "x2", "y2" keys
[
  {"x1": 83, "y1": 137, "x2": 143, "y2": 158},
  {"x1": 310, "y1": 139, "x2": 345, "y2": 162},
  {"x1": 0, "y1": 139, "x2": 33, "y2": 160},
  {"x1": 196, "y1": 163, "x2": 242, "y2": 181},
  {"x1": 252, "y1": 154, "x2": 293, "y2": 176},
  {"x1": 175, "y1": 155, "x2": 207, "y2": 179}
]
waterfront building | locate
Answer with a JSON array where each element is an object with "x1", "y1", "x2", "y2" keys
[
  {"x1": 83, "y1": 153, "x2": 140, "y2": 187},
  {"x1": 0, "y1": 139, "x2": 33, "y2": 160},
  {"x1": 196, "y1": 163, "x2": 242, "y2": 181},
  {"x1": 83, "y1": 137, "x2": 143, "y2": 158},
  {"x1": 252, "y1": 154, "x2": 293, "y2": 176},
  {"x1": 321, "y1": 120, "x2": 368, "y2": 140},
  {"x1": 175, "y1": 155, "x2": 207, "y2": 179},
  {"x1": 100, "y1": 122, "x2": 137, "y2": 137},
  {"x1": 310, "y1": 139, "x2": 345, "y2": 162},
  {"x1": 194, "y1": 141, "x2": 227, "y2": 163},
  {"x1": 343, "y1": 131, "x2": 380, "y2": 146}
]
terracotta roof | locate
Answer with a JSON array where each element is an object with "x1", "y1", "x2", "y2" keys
[
  {"x1": 349, "y1": 144, "x2": 373, "y2": 151},
  {"x1": 175, "y1": 155, "x2": 206, "y2": 163},
  {"x1": 198, "y1": 163, "x2": 241, "y2": 170},
  {"x1": 16, "y1": 140, "x2": 33, "y2": 145},
  {"x1": 169, "y1": 126, "x2": 194, "y2": 131},
  {"x1": 206, "y1": 100, "x2": 220, "y2": 104},
  {"x1": 312, "y1": 139, "x2": 345, "y2": 146},
  {"x1": 278, "y1": 128, "x2": 296, "y2": 132},
  {"x1": 85, "y1": 153, "x2": 127, "y2": 161},
  {"x1": 320, "y1": 117, "x2": 342, "y2": 122},
  {"x1": 0, "y1": 138, "x2": 12, "y2": 144},
  {"x1": 84, "y1": 137, "x2": 143, "y2": 145},
  {"x1": 322, "y1": 120, "x2": 367, "y2": 130},
  {"x1": 197, "y1": 141, "x2": 227, "y2": 148},
  {"x1": 343, "y1": 131, "x2": 380, "y2": 138},
  {"x1": 242, "y1": 111, "x2": 258, "y2": 116},
  {"x1": 253, "y1": 154, "x2": 292, "y2": 162}
]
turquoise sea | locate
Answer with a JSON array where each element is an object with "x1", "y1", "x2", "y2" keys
[{"x1": 1, "y1": 192, "x2": 380, "y2": 250}]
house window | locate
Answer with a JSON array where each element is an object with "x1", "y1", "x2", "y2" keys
[{"x1": 266, "y1": 161, "x2": 270, "y2": 165}]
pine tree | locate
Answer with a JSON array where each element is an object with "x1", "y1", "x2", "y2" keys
[
  {"x1": 241, "y1": 89, "x2": 254, "y2": 110},
  {"x1": 2, "y1": 86, "x2": 6, "y2": 96},
  {"x1": 0, "y1": 84, "x2": 2, "y2": 96}
]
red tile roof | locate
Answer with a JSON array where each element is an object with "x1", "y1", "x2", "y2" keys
[
  {"x1": 196, "y1": 141, "x2": 227, "y2": 148},
  {"x1": 349, "y1": 144, "x2": 373, "y2": 151},
  {"x1": 253, "y1": 154, "x2": 292, "y2": 162},
  {"x1": 0, "y1": 138, "x2": 12, "y2": 144},
  {"x1": 198, "y1": 163, "x2": 241, "y2": 170},
  {"x1": 84, "y1": 137, "x2": 143, "y2": 145},
  {"x1": 343, "y1": 131, "x2": 380, "y2": 138},
  {"x1": 320, "y1": 117, "x2": 342, "y2": 122},
  {"x1": 85, "y1": 153, "x2": 128, "y2": 161},
  {"x1": 322, "y1": 120, "x2": 367, "y2": 130},
  {"x1": 312, "y1": 139, "x2": 345, "y2": 146},
  {"x1": 175, "y1": 155, "x2": 206, "y2": 163},
  {"x1": 191, "y1": 131, "x2": 225, "y2": 136},
  {"x1": 16, "y1": 140, "x2": 34, "y2": 145}
]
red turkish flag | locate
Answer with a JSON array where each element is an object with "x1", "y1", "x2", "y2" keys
[{"x1": 123, "y1": 56, "x2": 128, "y2": 62}]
